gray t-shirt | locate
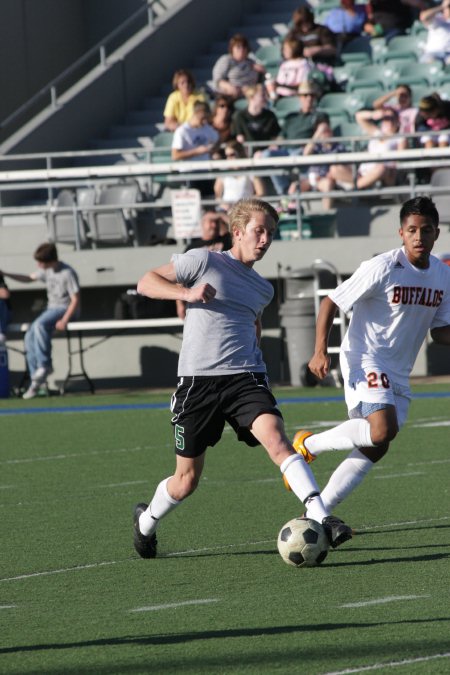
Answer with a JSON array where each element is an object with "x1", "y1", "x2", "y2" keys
[
  {"x1": 34, "y1": 262, "x2": 80, "y2": 308},
  {"x1": 173, "y1": 248, "x2": 273, "y2": 376}
]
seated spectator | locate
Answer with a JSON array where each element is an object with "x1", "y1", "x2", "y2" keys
[
  {"x1": 0, "y1": 272, "x2": 11, "y2": 340},
  {"x1": 415, "y1": 93, "x2": 450, "y2": 148},
  {"x1": 324, "y1": 0, "x2": 368, "y2": 47},
  {"x1": 0, "y1": 243, "x2": 80, "y2": 399},
  {"x1": 171, "y1": 101, "x2": 219, "y2": 196},
  {"x1": 331, "y1": 108, "x2": 407, "y2": 189},
  {"x1": 373, "y1": 85, "x2": 418, "y2": 136},
  {"x1": 231, "y1": 84, "x2": 280, "y2": 147},
  {"x1": 288, "y1": 118, "x2": 348, "y2": 210},
  {"x1": 214, "y1": 140, "x2": 265, "y2": 211},
  {"x1": 288, "y1": 6, "x2": 338, "y2": 67},
  {"x1": 175, "y1": 210, "x2": 231, "y2": 319},
  {"x1": 163, "y1": 69, "x2": 207, "y2": 131},
  {"x1": 265, "y1": 36, "x2": 313, "y2": 101},
  {"x1": 420, "y1": 0, "x2": 450, "y2": 65},
  {"x1": 212, "y1": 33, "x2": 265, "y2": 100},
  {"x1": 364, "y1": 0, "x2": 427, "y2": 40},
  {"x1": 261, "y1": 81, "x2": 329, "y2": 195},
  {"x1": 210, "y1": 96, "x2": 235, "y2": 158}
]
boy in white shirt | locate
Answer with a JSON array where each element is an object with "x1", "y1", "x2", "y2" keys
[{"x1": 287, "y1": 196, "x2": 450, "y2": 514}]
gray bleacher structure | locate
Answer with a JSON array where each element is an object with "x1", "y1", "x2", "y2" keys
[{"x1": 1, "y1": 0, "x2": 450, "y2": 389}]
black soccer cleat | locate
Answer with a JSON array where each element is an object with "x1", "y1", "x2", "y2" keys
[
  {"x1": 322, "y1": 515, "x2": 353, "y2": 549},
  {"x1": 133, "y1": 503, "x2": 157, "y2": 558}
]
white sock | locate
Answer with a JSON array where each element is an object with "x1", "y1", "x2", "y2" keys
[
  {"x1": 306, "y1": 419, "x2": 375, "y2": 456},
  {"x1": 280, "y1": 454, "x2": 328, "y2": 522},
  {"x1": 319, "y1": 449, "x2": 373, "y2": 512},
  {"x1": 139, "y1": 477, "x2": 180, "y2": 536}
]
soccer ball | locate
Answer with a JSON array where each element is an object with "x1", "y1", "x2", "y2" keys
[{"x1": 277, "y1": 517, "x2": 329, "y2": 568}]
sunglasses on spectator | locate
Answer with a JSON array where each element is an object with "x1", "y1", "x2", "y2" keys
[
  {"x1": 382, "y1": 116, "x2": 396, "y2": 122},
  {"x1": 300, "y1": 93, "x2": 316, "y2": 98},
  {"x1": 225, "y1": 152, "x2": 237, "y2": 157},
  {"x1": 217, "y1": 103, "x2": 229, "y2": 108}
]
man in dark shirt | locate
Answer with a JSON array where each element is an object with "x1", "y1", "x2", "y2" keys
[
  {"x1": 231, "y1": 84, "x2": 280, "y2": 146},
  {"x1": 289, "y1": 6, "x2": 338, "y2": 67},
  {"x1": 262, "y1": 81, "x2": 329, "y2": 195}
]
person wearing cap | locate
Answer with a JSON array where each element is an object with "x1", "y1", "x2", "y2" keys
[
  {"x1": 415, "y1": 93, "x2": 450, "y2": 149},
  {"x1": 261, "y1": 81, "x2": 329, "y2": 196}
]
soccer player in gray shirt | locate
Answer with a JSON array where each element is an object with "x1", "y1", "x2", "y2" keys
[{"x1": 133, "y1": 198, "x2": 352, "y2": 558}]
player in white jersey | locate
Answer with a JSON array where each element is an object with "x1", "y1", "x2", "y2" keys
[
  {"x1": 288, "y1": 196, "x2": 450, "y2": 514},
  {"x1": 132, "y1": 198, "x2": 352, "y2": 558}
]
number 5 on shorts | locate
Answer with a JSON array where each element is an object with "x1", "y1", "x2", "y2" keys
[{"x1": 174, "y1": 424, "x2": 185, "y2": 451}]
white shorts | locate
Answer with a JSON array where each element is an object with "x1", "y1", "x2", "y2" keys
[{"x1": 342, "y1": 366, "x2": 411, "y2": 429}]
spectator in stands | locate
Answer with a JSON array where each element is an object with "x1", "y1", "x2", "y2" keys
[
  {"x1": 323, "y1": 0, "x2": 368, "y2": 47},
  {"x1": 288, "y1": 6, "x2": 338, "y2": 67},
  {"x1": 171, "y1": 101, "x2": 219, "y2": 196},
  {"x1": 364, "y1": 0, "x2": 428, "y2": 40},
  {"x1": 420, "y1": 0, "x2": 450, "y2": 65},
  {"x1": 287, "y1": 118, "x2": 348, "y2": 211},
  {"x1": 210, "y1": 96, "x2": 235, "y2": 153},
  {"x1": 373, "y1": 84, "x2": 418, "y2": 136},
  {"x1": 175, "y1": 210, "x2": 231, "y2": 319},
  {"x1": 214, "y1": 140, "x2": 265, "y2": 212},
  {"x1": 262, "y1": 81, "x2": 329, "y2": 196},
  {"x1": 163, "y1": 69, "x2": 207, "y2": 131},
  {"x1": 212, "y1": 33, "x2": 265, "y2": 100},
  {"x1": 331, "y1": 108, "x2": 408, "y2": 189},
  {"x1": 0, "y1": 273, "x2": 11, "y2": 340},
  {"x1": 231, "y1": 84, "x2": 280, "y2": 147},
  {"x1": 265, "y1": 36, "x2": 313, "y2": 101},
  {"x1": 415, "y1": 93, "x2": 450, "y2": 148},
  {"x1": 0, "y1": 243, "x2": 80, "y2": 399}
]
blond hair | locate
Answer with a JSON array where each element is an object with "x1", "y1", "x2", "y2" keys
[{"x1": 228, "y1": 198, "x2": 279, "y2": 237}]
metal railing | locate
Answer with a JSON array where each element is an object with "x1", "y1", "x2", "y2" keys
[{"x1": 0, "y1": 0, "x2": 168, "y2": 143}]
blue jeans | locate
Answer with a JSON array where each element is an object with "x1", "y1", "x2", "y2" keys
[
  {"x1": 24, "y1": 307, "x2": 67, "y2": 375},
  {"x1": 0, "y1": 300, "x2": 10, "y2": 336},
  {"x1": 261, "y1": 147, "x2": 301, "y2": 195}
]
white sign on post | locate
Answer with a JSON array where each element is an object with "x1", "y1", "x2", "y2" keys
[{"x1": 171, "y1": 189, "x2": 202, "y2": 239}]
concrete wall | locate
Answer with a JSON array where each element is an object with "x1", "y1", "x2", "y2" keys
[
  {"x1": 1, "y1": 0, "x2": 262, "y2": 155},
  {"x1": 0, "y1": 0, "x2": 144, "y2": 125}
]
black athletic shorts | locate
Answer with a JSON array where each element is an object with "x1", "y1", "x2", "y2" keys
[{"x1": 170, "y1": 372, "x2": 283, "y2": 458}]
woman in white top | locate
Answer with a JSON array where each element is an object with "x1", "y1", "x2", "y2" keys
[{"x1": 214, "y1": 140, "x2": 265, "y2": 212}]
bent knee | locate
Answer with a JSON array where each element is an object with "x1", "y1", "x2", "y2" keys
[{"x1": 371, "y1": 424, "x2": 398, "y2": 445}]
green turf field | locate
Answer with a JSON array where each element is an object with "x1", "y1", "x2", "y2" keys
[{"x1": 1, "y1": 386, "x2": 449, "y2": 674}]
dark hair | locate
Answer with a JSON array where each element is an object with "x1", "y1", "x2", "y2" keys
[
  {"x1": 400, "y1": 196, "x2": 439, "y2": 228},
  {"x1": 228, "y1": 33, "x2": 251, "y2": 54},
  {"x1": 34, "y1": 242, "x2": 58, "y2": 263},
  {"x1": 292, "y1": 6, "x2": 314, "y2": 27},
  {"x1": 172, "y1": 69, "x2": 196, "y2": 91},
  {"x1": 282, "y1": 35, "x2": 304, "y2": 58},
  {"x1": 193, "y1": 100, "x2": 211, "y2": 115},
  {"x1": 224, "y1": 139, "x2": 247, "y2": 158}
]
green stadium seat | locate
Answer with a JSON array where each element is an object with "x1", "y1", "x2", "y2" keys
[
  {"x1": 399, "y1": 62, "x2": 444, "y2": 86},
  {"x1": 274, "y1": 96, "x2": 299, "y2": 118},
  {"x1": 380, "y1": 34, "x2": 424, "y2": 62},
  {"x1": 254, "y1": 43, "x2": 282, "y2": 67},
  {"x1": 347, "y1": 63, "x2": 400, "y2": 91}
]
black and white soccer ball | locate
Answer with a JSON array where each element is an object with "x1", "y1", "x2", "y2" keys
[{"x1": 277, "y1": 517, "x2": 329, "y2": 567}]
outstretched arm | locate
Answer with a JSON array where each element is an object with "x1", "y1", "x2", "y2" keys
[
  {"x1": 137, "y1": 262, "x2": 216, "y2": 304},
  {"x1": 0, "y1": 270, "x2": 35, "y2": 283},
  {"x1": 308, "y1": 296, "x2": 339, "y2": 380},
  {"x1": 430, "y1": 325, "x2": 450, "y2": 345}
]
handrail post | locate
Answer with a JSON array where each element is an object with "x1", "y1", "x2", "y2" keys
[
  {"x1": 147, "y1": 1, "x2": 154, "y2": 26},
  {"x1": 46, "y1": 156, "x2": 53, "y2": 205},
  {"x1": 50, "y1": 87, "x2": 57, "y2": 109},
  {"x1": 100, "y1": 45, "x2": 107, "y2": 67}
]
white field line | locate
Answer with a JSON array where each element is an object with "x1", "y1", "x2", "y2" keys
[
  {"x1": 408, "y1": 458, "x2": 450, "y2": 466},
  {"x1": 2, "y1": 515, "x2": 449, "y2": 584},
  {"x1": 0, "y1": 444, "x2": 158, "y2": 465},
  {"x1": 97, "y1": 480, "x2": 148, "y2": 489},
  {"x1": 374, "y1": 471, "x2": 425, "y2": 479},
  {"x1": 0, "y1": 604, "x2": 17, "y2": 609},
  {"x1": 129, "y1": 599, "x2": 219, "y2": 612},
  {"x1": 340, "y1": 594, "x2": 430, "y2": 608},
  {"x1": 322, "y1": 652, "x2": 450, "y2": 675}
]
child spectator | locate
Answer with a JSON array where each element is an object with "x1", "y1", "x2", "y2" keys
[
  {"x1": 265, "y1": 36, "x2": 313, "y2": 101},
  {"x1": 163, "y1": 69, "x2": 207, "y2": 131}
]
